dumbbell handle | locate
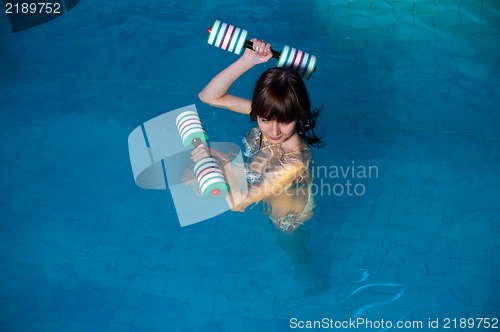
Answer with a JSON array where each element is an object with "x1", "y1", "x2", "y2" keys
[{"x1": 243, "y1": 40, "x2": 281, "y2": 60}]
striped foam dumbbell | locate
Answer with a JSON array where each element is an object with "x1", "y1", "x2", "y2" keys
[
  {"x1": 176, "y1": 110, "x2": 229, "y2": 198},
  {"x1": 193, "y1": 157, "x2": 228, "y2": 198},
  {"x1": 176, "y1": 110, "x2": 208, "y2": 147},
  {"x1": 207, "y1": 19, "x2": 317, "y2": 79}
]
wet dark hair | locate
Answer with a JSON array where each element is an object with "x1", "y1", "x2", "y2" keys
[{"x1": 250, "y1": 68, "x2": 322, "y2": 146}]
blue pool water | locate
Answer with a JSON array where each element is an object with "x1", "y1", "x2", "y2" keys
[{"x1": 1, "y1": 0, "x2": 499, "y2": 331}]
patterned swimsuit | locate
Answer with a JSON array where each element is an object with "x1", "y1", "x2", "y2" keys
[{"x1": 242, "y1": 128, "x2": 315, "y2": 232}]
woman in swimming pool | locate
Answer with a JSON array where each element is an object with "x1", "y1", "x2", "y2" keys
[{"x1": 195, "y1": 39, "x2": 321, "y2": 233}]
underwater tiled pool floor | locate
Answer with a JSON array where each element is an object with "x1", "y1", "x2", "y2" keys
[{"x1": 1, "y1": 0, "x2": 499, "y2": 331}]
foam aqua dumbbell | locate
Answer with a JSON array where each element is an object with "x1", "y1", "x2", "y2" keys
[
  {"x1": 176, "y1": 110, "x2": 209, "y2": 147},
  {"x1": 193, "y1": 157, "x2": 228, "y2": 198},
  {"x1": 175, "y1": 110, "x2": 229, "y2": 198},
  {"x1": 207, "y1": 19, "x2": 317, "y2": 79}
]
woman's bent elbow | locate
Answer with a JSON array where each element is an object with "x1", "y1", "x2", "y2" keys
[
  {"x1": 198, "y1": 91, "x2": 208, "y2": 104},
  {"x1": 198, "y1": 91, "x2": 214, "y2": 105}
]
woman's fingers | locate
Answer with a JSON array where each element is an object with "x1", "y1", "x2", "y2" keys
[
  {"x1": 262, "y1": 41, "x2": 271, "y2": 55},
  {"x1": 191, "y1": 144, "x2": 211, "y2": 162},
  {"x1": 243, "y1": 38, "x2": 273, "y2": 64},
  {"x1": 251, "y1": 38, "x2": 272, "y2": 57}
]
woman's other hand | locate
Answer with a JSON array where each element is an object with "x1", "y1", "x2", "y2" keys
[
  {"x1": 191, "y1": 144, "x2": 212, "y2": 163},
  {"x1": 191, "y1": 144, "x2": 230, "y2": 165}
]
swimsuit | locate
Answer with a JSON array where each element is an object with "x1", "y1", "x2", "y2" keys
[{"x1": 242, "y1": 128, "x2": 315, "y2": 231}]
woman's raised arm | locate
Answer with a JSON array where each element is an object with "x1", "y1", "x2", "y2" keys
[{"x1": 198, "y1": 39, "x2": 272, "y2": 114}]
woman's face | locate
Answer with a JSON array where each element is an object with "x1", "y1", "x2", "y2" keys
[{"x1": 257, "y1": 116, "x2": 297, "y2": 145}]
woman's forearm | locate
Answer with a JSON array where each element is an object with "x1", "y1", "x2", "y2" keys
[
  {"x1": 229, "y1": 163, "x2": 305, "y2": 211},
  {"x1": 198, "y1": 56, "x2": 254, "y2": 114},
  {"x1": 200, "y1": 56, "x2": 254, "y2": 99}
]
